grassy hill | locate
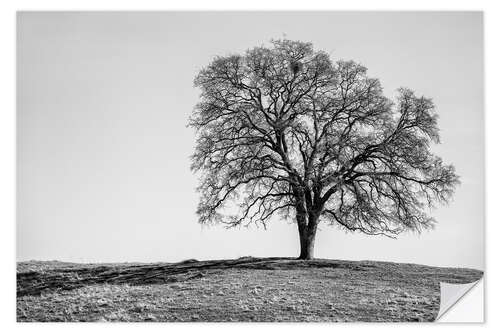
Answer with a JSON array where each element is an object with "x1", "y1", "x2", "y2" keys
[{"x1": 17, "y1": 257, "x2": 482, "y2": 322}]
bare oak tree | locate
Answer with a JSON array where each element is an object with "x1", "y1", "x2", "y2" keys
[{"x1": 189, "y1": 39, "x2": 459, "y2": 259}]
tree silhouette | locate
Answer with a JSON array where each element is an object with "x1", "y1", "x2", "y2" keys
[{"x1": 189, "y1": 39, "x2": 459, "y2": 259}]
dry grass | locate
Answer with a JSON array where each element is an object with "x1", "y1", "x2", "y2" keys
[{"x1": 17, "y1": 257, "x2": 482, "y2": 322}]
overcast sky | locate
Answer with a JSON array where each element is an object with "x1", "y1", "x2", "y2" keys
[{"x1": 17, "y1": 11, "x2": 484, "y2": 269}]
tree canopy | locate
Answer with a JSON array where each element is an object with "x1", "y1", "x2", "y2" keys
[{"x1": 189, "y1": 39, "x2": 458, "y2": 258}]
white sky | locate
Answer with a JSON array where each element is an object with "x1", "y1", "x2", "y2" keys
[{"x1": 17, "y1": 12, "x2": 484, "y2": 269}]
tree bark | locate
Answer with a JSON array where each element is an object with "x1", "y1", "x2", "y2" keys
[{"x1": 297, "y1": 213, "x2": 319, "y2": 260}]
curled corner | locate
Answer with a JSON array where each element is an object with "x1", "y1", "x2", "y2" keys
[{"x1": 436, "y1": 278, "x2": 483, "y2": 321}]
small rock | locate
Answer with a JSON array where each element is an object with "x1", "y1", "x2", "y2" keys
[{"x1": 144, "y1": 314, "x2": 157, "y2": 321}]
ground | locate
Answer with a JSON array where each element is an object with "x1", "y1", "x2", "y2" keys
[{"x1": 17, "y1": 257, "x2": 482, "y2": 322}]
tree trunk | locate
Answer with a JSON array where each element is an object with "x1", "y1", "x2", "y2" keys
[
  {"x1": 298, "y1": 229, "x2": 315, "y2": 260},
  {"x1": 297, "y1": 213, "x2": 319, "y2": 260}
]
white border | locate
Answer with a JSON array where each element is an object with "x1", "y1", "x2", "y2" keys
[{"x1": 2, "y1": 1, "x2": 497, "y2": 332}]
